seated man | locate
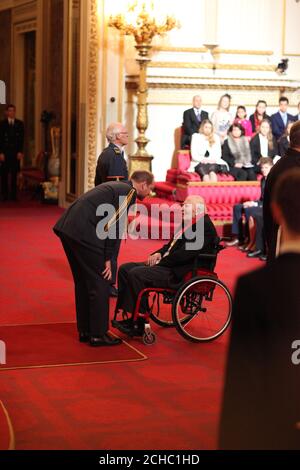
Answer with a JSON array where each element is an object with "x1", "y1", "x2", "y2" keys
[
  {"x1": 113, "y1": 196, "x2": 218, "y2": 335},
  {"x1": 226, "y1": 157, "x2": 273, "y2": 248}
]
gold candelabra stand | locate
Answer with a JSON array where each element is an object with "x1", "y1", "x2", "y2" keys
[{"x1": 109, "y1": 2, "x2": 178, "y2": 172}]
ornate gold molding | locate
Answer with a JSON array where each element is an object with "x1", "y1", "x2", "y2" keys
[
  {"x1": 87, "y1": 0, "x2": 99, "y2": 190},
  {"x1": 148, "y1": 62, "x2": 276, "y2": 72},
  {"x1": 126, "y1": 82, "x2": 295, "y2": 92},
  {"x1": 154, "y1": 46, "x2": 273, "y2": 56}
]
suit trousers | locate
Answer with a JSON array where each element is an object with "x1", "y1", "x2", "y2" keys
[
  {"x1": 117, "y1": 262, "x2": 173, "y2": 315},
  {"x1": 232, "y1": 204, "x2": 252, "y2": 240},
  {"x1": 60, "y1": 235, "x2": 110, "y2": 336},
  {"x1": 1, "y1": 159, "x2": 18, "y2": 199}
]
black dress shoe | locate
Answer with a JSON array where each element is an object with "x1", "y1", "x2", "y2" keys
[
  {"x1": 79, "y1": 332, "x2": 90, "y2": 343},
  {"x1": 89, "y1": 333, "x2": 122, "y2": 346},
  {"x1": 259, "y1": 254, "x2": 267, "y2": 261},
  {"x1": 110, "y1": 286, "x2": 118, "y2": 297},
  {"x1": 247, "y1": 249, "x2": 262, "y2": 258}
]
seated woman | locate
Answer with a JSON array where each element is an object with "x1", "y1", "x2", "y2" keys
[
  {"x1": 250, "y1": 119, "x2": 279, "y2": 172},
  {"x1": 278, "y1": 121, "x2": 294, "y2": 157},
  {"x1": 249, "y1": 100, "x2": 271, "y2": 133},
  {"x1": 234, "y1": 105, "x2": 253, "y2": 138},
  {"x1": 211, "y1": 94, "x2": 234, "y2": 144},
  {"x1": 222, "y1": 123, "x2": 256, "y2": 181},
  {"x1": 189, "y1": 119, "x2": 228, "y2": 181}
]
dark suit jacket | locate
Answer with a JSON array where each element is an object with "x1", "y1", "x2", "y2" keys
[
  {"x1": 0, "y1": 118, "x2": 24, "y2": 168},
  {"x1": 219, "y1": 253, "x2": 300, "y2": 449},
  {"x1": 181, "y1": 108, "x2": 209, "y2": 147},
  {"x1": 249, "y1": 113, "x2": 271, "y2": 133},
  {"x1": 270, "y1": 112, "x2": 295, "y2": 141},
  {"x1": 94, "y1": 143, "x2": 128, "y2": 186},
  {"x1": 156, "y1": 214, "x2": 217, "y2": 280},
  {"x1": 263, "y1": 147, "x2": 300, "y2": 260},
  {"x1": 278, "y1": 135, "x2": 289, "y2": 157},
  {"x1": 53, "y1": 181, "x2": 136, "y2": 259},
  {"x1": 250, "y1": 133, "x2": 278, "y2": 167}
]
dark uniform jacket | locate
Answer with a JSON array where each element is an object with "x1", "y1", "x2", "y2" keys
[
  {"x1": 53, "y1": 181, "x2": 136, "y2": 259},
  {"x1": 263, "y1": 147, "x2": 300, "y2": 260},
  {"x1": 271, "y1": 111, "x2": 295, "y2": 141},
  {"x1": 156, "y1": 214, "x2": 218, "y2": 280},
  {"x1": 219, "y1": 253, "x2": 300, "y2": 449},
  {"x1": 181, "y1": 108, "x2": 209, "y2": 147},
  {"x1": 94, "y1": 143, "x2": 128, "y2": 186},
  {"x1": 0, "y1": 118, "x2": 24, "y2": 170},
  {"x1": 250, "y1": 133, "x2": 278, "y2": 167}
]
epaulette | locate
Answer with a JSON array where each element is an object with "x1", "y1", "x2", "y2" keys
[{"x1": 113, "y1": 146, "x2": 121, "y2": 155}]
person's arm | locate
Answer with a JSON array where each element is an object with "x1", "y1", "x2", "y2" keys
[
  {"x1": 222, "y1": 140, "x2": 234, "y2": 168},
  {"x1": 250, "y1": 135, "x2": 259, "y2": 166},
  {"x1": 190, "y1": 134, "x2": 206, "y2": 164},
  {"x1": 183, "y1": 110, "x2": 194, "y2": 137}
]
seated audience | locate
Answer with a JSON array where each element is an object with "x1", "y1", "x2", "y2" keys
[
  {"x1": 189, "y1": 119, "x2": 228, "y2": 182},
  {"x1": 226, "y1": 158, "x2": 273, "y2": 249},
  {"x1": 249, "y1": 100, "x2": 271, "y2": 133},
  {"x1": 181, "y1": 95, "x2": 209, "y2": 148},
  {"x1": 234, "y1": 106, "x2": 252, "y2": 138},
  {"x1": 222, "y1": 123, "x2": 256, "y2": 181},
  {"x1": 113, "y1": 196, "x2": 217, "y2": 336},
  {"x1": 219, "y1": 168, "x2": 300, "y2": 450},
  {"x1": 278, "y1": 121, "x2": 294, "y2": 157},
  {"x1": 211, "y1": 94, "x2": 234, "y2": 144},
  {"x1": 270, "y1": 96, "x2": 295, "y2": 141},
  {"x1": 250, "y1": 119, "x2": 279, "y2": 171}
]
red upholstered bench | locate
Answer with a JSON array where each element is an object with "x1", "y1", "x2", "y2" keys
[{"x1": 154, "y1": 149, "x2": 261, "y2": 225}]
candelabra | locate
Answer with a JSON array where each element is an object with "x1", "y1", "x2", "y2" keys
[{"x1": 109, "y1": 1, "x2": 178, "y2": 172}]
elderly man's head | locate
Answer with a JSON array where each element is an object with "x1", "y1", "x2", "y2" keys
[
  {"x1": 182, "y1": 195, "x2": 206, "y2": 220},
  {"x1": 192, "y1": 95, "x2": 202, "y2": 109},
  {"x1": 272, "y1": 168, "x2": 300, "y2": 238},
  {"x1": 106, "y1": 122, "x2": 129, "y2": 147}
]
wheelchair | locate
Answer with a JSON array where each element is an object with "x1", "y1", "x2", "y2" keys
[{"x1": 112, "y1": 238, "x2": 233, "y2": 345}]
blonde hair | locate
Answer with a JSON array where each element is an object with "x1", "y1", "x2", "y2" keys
[
  {"x1": 199, "y1": 119, "x2": 215, "y2": 146},
  {"x1": 259, "y1": 119, "x2": 273, "y2": 151}
]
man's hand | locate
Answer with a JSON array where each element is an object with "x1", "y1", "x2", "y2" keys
[
  {"x1": 102, "y1": 260, "x2": 112, "y2": 280},
  {"x1": 147, "y1": 252, "x2": 162, "y2": 266},
  {"x1": 17, "y1": 152, "x2": 24, "y2": 161},
  {"x1": 234, "y1": 163, "x2": 243, "y2": 168},
  {"x1": 0, "y1": 153, "x2": 5, "y2": 162}
]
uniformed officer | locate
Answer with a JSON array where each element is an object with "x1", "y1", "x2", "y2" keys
[
  {"x1": 53, "y1": 170, "x2": 154, "y2": 347},
  {"x1": 94, "y1": 122, "x2": 129, "y2": 296},
  {"x1": 0, "y1": 104, "x2": 24, "y2": 201},
  {"x1": 94, "y1": 122, "x2": 129, "y2": 186}
]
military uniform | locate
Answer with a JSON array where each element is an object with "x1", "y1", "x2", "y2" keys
[
  {"x1": 0, "y1": 118, "x2": 24, "y2": 200},
  {"x1": 53, "y1": 181, "x2": 136, "y2": 337},
  {"x1": 94, "y1": 143, "x2": 128, "y2": 186},
  {"x1": 94, "y1": 143, "x2": 129, "y2": 285}
]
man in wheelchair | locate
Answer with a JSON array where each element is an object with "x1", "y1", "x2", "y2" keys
[{"x1": 113, "y1": 196, "x2": 218, "y2": 336}]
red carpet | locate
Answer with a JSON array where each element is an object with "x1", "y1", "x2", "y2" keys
[
  {"x1": 0, "y1": 322, "x2": 146, "y2": 370},
  {"x1": 0, "y1": 198, "x2": 261, "y2": 449}
]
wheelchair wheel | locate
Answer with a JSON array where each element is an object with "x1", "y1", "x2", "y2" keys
[
  {"x1": 149, "y1": 291, "x2": 191, "y2": 328},
  {"x1": 149, "y1": 291, "x2": 175, "y2": 327},
  {"x1": 172, "y1": 276, "x2": 232, "y2": 342}
]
